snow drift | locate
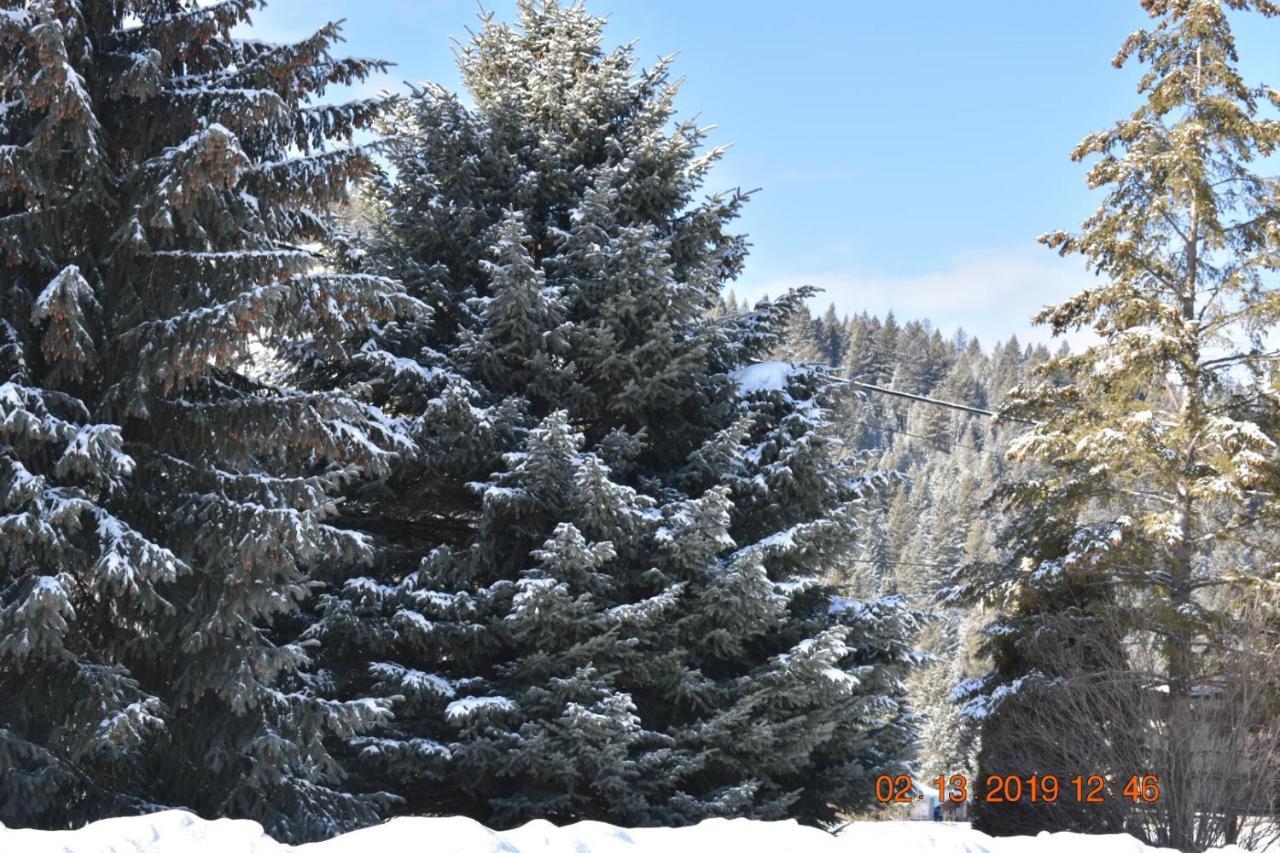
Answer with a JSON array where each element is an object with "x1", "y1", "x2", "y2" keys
[{"x1": 0, "y1": 812, "x2": 1252, "y2": 853}]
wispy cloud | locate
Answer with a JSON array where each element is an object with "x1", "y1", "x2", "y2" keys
[{"x1": 735, "y1": 247, "x2": 1099, "y2": 349}]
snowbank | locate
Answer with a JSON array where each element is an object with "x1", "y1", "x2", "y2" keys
[{"x1": 0, "y1": 811, "x2": 1247, "y2": 853}]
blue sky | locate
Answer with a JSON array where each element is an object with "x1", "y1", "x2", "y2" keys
[{"x1": 242, "y1": 1, "x2": 1280, "y2": 348}]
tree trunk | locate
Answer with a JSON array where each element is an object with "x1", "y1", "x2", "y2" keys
[{"x1": 1165, "y1": 44, "x2": 1204, "y2": 850}]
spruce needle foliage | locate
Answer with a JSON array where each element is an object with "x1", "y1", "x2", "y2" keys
[
  {"x1": 296, "y1": 0, "x2": 920, "y2": 830},
  {"x1": 0, "y1": 0, "x2": 419, "y2": 840}
]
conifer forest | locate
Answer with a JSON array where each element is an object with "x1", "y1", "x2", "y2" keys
[{"x1": 1, "y1": 1, "x2": 1279, "y2": 851}]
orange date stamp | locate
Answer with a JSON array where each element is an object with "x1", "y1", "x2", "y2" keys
[{"x1": 875, "y1": 774, "x2": 1161, "y2": 805}]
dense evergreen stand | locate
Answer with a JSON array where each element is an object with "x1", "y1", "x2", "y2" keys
[
  {"x1": 296, "y1": 0, "x2": 920, "y2": 829},
  {"x1": 0, "y1": 0, "x2": 417, "y2": 839}
]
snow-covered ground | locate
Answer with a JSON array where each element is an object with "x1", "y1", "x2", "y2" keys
[{"x1": 0, "y1": 812, "x2": 1255, "y2": 853}]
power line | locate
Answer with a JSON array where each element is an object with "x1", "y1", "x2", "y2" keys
[
  {"x1": 846, "y1": 379, "x2": 1036, "y2": 424},
  {"x1": 783, "y1": 339, "x2": 1040, "y2": 424}
]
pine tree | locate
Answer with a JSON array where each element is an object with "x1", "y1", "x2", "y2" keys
[
  {"x1": 949, "y1": 1, "x2": 1280, "y2": 848},
  {"x1": 817, "y1": 303, "x2": 847, "y2": 367},
  {"x1": 772, "y1": 304, "x2": 825, "y2": 364},
  {"x1": 298, "y1": 0, "x2": 919, "y2": 829},
  {"x1": 988, "y1": 336, "x2": 1024, "y2": 403},
  {"x1": 872, "y1": 312, "x2": 899, "y2": 387},
  {"x1": 889, "y1": 321, "x2": 933, "y2": 395},
  {"x1": 843, "y1": 314, "x2": 880, "y2": 386},
  {"x1": 0, "y1": 0, "x2": 415, "y2": 839}
]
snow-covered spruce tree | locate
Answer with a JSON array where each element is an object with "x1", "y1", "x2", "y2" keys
[
  {"x1": 296, "y1": 0, "x2": 919, "y2": 828},
  {"x1": 948, "y1": 1, "x2": 1280, "y2": 848},
  {"x1": 0, "y1": 0, "x2": 417, "y2": 839}
]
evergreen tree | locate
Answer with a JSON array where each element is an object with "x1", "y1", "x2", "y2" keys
[
  {"x1": 843, "y1": 313, "x2": 880, "y2": 386},
  {"x1": 772, "y1": 304, "x2": 825, "y2": 364},
  {"x1": 911, "y1": 643, "x2": 975, "y2": 782},
  {"x1": 0, "y1": 0, "x2": 414, "y2": 839},
  {"x1": 949, "y1": 1, "x2": 1280, "y2": 848},
  {"x1": 298, "y1": 0, "x2": 919, "y2": 829},
  {"x1": 817, "y1": 303, "x2": 847, "y2": 367},
  {"x1": 889, "y1": 321, "x2": 933, "y2": 395},
  {"x1": 872, "y1": 312, "x2": 899, "y2": 387},
  {"x1": 923, "y1": 329, "x2": 953, "y2": 390},
  {"x1": 951, "y1": 479, "x2": 1145, "y2": 838},
  {"x1": 988, "y1": 336, "x2": 1024, "y2": 403}
]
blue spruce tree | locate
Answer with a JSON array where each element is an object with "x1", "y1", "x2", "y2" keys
[{"x1": 297, "y1": 0, "x2": 920, "y2": 828}]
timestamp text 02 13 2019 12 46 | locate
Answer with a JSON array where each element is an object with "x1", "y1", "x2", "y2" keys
[{"x1": 874, "y1": 774, "x2": 1163, "y2": 806}]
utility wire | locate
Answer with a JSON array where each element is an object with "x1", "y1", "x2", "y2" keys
[
  {"x1": 847, "y1": 379, "x2": 1037, "y2": 424},
  {"x1": 778, "y1": 353, "x2": 1035, "y2": 423}
]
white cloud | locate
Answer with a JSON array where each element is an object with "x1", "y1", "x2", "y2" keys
[{"x1": 735, "y1": 247, "x2": 1100, "y2": 350}]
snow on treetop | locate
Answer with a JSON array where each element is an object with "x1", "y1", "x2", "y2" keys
[
  {"x1": 369, "y1": 662, "x2": 455, "y2": 699},
  {"x1": 730, "y1": 361, "x2": 805, "y2": 394},
  {"x1": 444, "y1": 695, "x2": 518, "y2": 722},
  {"x1": 356, "y1": 341, "x2": 444, "y2": 384},
  {"x1": 828, "y1": 596, "x2": 868, "y2": 618},
  {"x1": 0, "y1": 380, "x2": 27, "y2": 409},
  {"x1": 29, "y1": 574, "x2": 69, "y2": 596},
  {"x1": 353, "y1": 735, "x2": 451, "y2": 763},
  {"x1": 32, "y1": 265, "x2": 95, "y2": 320}
]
